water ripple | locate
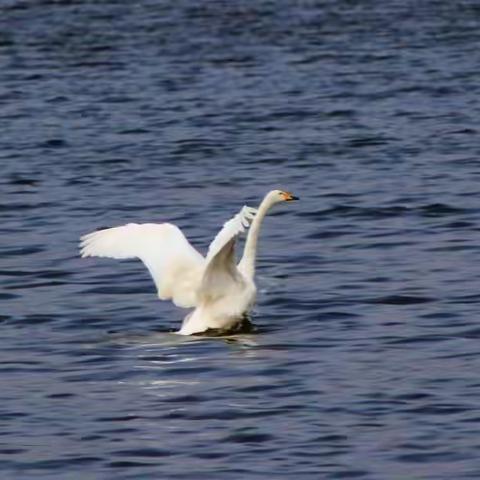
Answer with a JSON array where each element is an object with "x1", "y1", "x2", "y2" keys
[{"x1": 2, "y1": 0, "x2": 480, "y2": 479}]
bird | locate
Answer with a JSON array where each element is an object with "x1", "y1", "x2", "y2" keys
[{"x1": 79, "y1": 189, "x2": 298, "y2": 335}]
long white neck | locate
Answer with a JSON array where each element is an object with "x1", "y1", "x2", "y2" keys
[{"x1": 238, "y1": 195, "x2": 274, "y2": 280}]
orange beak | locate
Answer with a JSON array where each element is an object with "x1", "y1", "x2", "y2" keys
[{"x1": 282, "y1": 191, "x2": 299, "y2": 201}]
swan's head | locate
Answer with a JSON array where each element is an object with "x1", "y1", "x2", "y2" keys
[{"x1": 268, "y1": 190, "x2": 299, "y2": 205}]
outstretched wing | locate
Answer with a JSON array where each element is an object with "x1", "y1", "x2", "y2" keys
[
  {"x1": 199, "y1": 206, "x2": 257, "y2": 301},
  {"x1": 206, "y1": 206, "x2": 257, "y2": 262},
  {"x1": 80, "y1": 223, "x2": 205, "y2": 308}
]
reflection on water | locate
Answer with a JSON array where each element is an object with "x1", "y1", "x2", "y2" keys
[{"x1": 107, "y1": 329, "x2": 260, "y2": 349}]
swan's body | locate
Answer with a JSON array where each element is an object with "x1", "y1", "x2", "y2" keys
[{"x1": 80, "y1": 190, "x2": 298, "y2": 335}]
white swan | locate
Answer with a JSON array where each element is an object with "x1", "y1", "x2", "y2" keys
[{"x1": 79, "y1": 190, "x2": 298, "y2": 335}]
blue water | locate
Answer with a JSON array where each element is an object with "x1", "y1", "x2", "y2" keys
[{"x1": 2, "y1": 1, "x2": 480, "y2": 478}]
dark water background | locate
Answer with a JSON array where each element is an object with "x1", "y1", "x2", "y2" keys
[{"x1": 2, "y1": 1, "x2": 480, "y2": 478}]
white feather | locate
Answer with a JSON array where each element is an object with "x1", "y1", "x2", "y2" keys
[
  {"x1": 206, "y1": 206, "x2": 257, "y2": 262},
  {"x1": 80, "y1": 223, "x2": 204, "y2": 308},
  {"x1": 179, "y1": 206, "x2": 257, "y2": 334}
]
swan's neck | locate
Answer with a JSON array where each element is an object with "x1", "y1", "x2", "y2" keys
[{"x1": 238, "y1": 197, "x2": 273, "y2": 280}]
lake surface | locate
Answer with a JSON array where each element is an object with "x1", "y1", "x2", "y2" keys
[{"x1": 2, "y1": 0, "x2": 480, "y2": 478}]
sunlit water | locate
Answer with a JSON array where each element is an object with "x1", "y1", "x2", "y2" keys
[{"x1": 2, "y1": 1, "x2": 480, "y2": 478}]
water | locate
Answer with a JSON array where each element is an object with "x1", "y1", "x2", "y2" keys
[{"x1": 2, "y1": 0, "x2": 480, "y2": 478}]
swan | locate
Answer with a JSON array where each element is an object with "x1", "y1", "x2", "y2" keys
[{"x1": 79, "y1": 190, "x2": 298, "y2": 335}]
